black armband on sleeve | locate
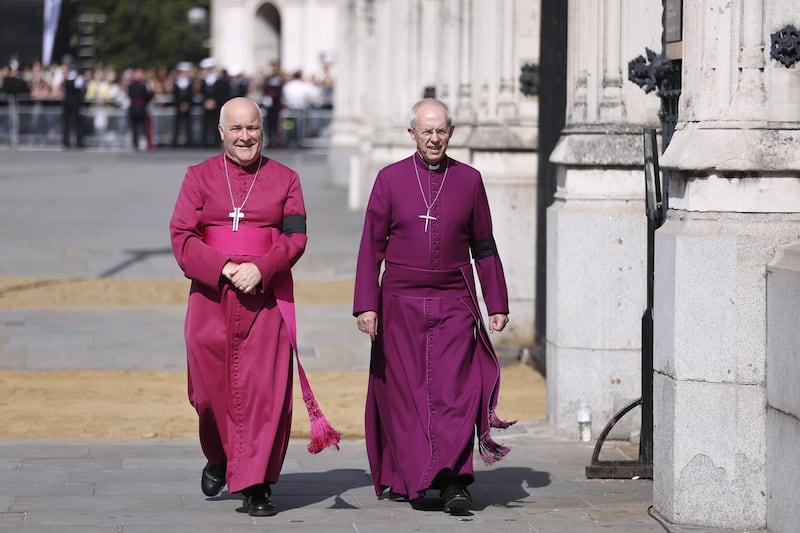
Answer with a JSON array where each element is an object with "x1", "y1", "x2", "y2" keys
[
  {"x1": 283, "y1": 214, "x2": 307, "y2": 235},
  {"x1": 470, "y1": 235, "x2": 498, "y2": 259}
]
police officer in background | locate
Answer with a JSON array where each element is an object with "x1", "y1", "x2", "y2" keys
[
  {"x1": 60, "y1": 55, "x2": 86, "y2": 148},
  {"x1": 199, "y1": 58, "x2": 231, "y2": 147},
  {"x1": 127, "y1": 66, "x2": 153, "y2": 151},
  {"x1": 261, "y1": 61, "x2": 284, "y2": 148}
]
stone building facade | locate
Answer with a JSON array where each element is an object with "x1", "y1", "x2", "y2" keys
[
  {"x1": 211, "y1": 0, "x2": 339, "y2": 80},
  {"x1": 651, "y1": 1, "x2": 800, "y2": 530},
  {"x1": 552, "y1": 1, "x2": 800, "y2": 531}
]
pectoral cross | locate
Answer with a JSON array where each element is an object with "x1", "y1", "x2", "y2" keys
[
  {"x1": 418, "y1": 209, "x2": 437, "y2": 232},
  {"x1": 229, "y1": 207, "x2": 245, "y2": 232}
]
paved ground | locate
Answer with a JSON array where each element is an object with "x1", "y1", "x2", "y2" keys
[{"x1": 0, "y1": 147, "x2": 751, "y2": 531}]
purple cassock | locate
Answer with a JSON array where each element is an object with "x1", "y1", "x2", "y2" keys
[
  {"x1": 170, "y1": 154, "x2": 339, "y2": 495},
  {"x1": 354, "y1": 152, "x2": 515, "y2": 499}
]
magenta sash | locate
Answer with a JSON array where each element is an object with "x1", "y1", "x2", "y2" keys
[
  {"x1": 202, "y1": 225, "x2": 274, "y2": 256},
  {"x1": 201, "y1": 224, "x2": 341, "y2": 453}
]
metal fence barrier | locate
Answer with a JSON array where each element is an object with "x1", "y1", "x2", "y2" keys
[{"x1": 0, "y1": 95, "x2": 332, "y2": 150}]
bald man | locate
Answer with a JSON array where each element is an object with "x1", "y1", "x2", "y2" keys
[
  {"x1": 170, "y1": 97, "x2": 338, "y2": 517},
  {"x1": 354, "y1": 98, "x2": 514, "y2": 514}
]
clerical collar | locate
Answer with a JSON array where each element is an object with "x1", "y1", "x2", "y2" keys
[
  {"x1": 227, "y1": 154, "x2": 263, "y2": 171},
  {"x1": 415, "y1": 153, "x2": 446, "y2": 171}
]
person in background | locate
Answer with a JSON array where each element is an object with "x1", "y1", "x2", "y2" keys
[
  {"x1": 26, "y1": 58, "x2": 54, "y2": 100},
  {"x1": 2, "y1": 55, "x2": 31, "y2": 146},
  {"x1": 353, "y1": 98, "x2": 514, "y2": 515},
  {"x1": 281, "y1": 70, "x2": 314, "y2": 148},
  {"x1": 150, "y1": 65, "x2": 173, "y2": 106},
  {"x1": 58, "y1": 55, "x2": 86, "y2": 148},
  {"x1": 312, "y1": 57, "x2": 334, "y2": 110},
  {"x1": 2, "y1": 55, "x2": 30, "y2": 97},
  {"x1": 53, "y1": 54, "x2": 86, "y2": 148},
  {"x1": 172, "y1": 62, "x2": 195, "y2": 147},
  {"x1": 199, "y1": 58, "x2": 231, "y2": 147},
  {"x1": 127, "y1": 66, "x2": 153, "y2": 151},
  {"x1": 228, "y1": 64, "x2": 249, "y2": 98},
  {"x1": 169, "y1": 96, "x2": 340, "y2": 518},
  {"x1": 85, "y1": 64, "x2": 118, "y2": 145},
  {"x1": 261, "y1": 61, "x2": 284, "y2": 148}
]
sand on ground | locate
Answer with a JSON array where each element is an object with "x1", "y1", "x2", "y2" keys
[{"x1": 0, "y1": 276, "x2": 546, "y2": 440}]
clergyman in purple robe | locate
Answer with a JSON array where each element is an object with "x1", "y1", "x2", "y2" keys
[{"x1": 354, "y1": 98, "x2": 515, "y2": 514}]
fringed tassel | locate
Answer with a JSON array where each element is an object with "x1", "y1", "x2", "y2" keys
[
  {"x1": 303, "y1": 392, "x2": 341, "y2": 454},
  {"x1": 490, "y1": 410, "x2": 517, "y2": 429},
  {"x1": 273, "y1": 282, "x2": 341, "y2": 454},
  {"x1": 478, "y1": 430, "x2": 511, "y2": 464}
]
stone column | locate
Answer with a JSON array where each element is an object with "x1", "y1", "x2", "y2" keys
[
  {"x1": 212, "y1": 0, "x2": 251, "y2": 73},
  {"x1": 497, "y1": 0, "x2": 518, "y2": 121},
  {"x1": 465, "y1": 0, "x2": 539, "y2": 345},
  {"x1": 474, "y1": 1, "x2": 500, "y2": 123},
  {"x1": 328, "y1": 0, "x2": 362, "y2": 186},
  {"x1": 454, "y1": 0, "x2": 476, "y2": 125},
  {"x1": 652, "y1": 0, "x2": 800, "y2": 528},
  {"x1": 765, "y1": 243, "x2": 800, "y2": 533},
  {"x1": 546, "y1": 0, "x2": 662, "y2": 438},
  {"x1": 440, "y1": 0, "x2": 461, "y2": 107}
]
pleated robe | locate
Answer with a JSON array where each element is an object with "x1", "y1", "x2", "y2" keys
[
  {"x1": 170, "y1": 153, "x2": 306, "y2": 493},
  {"x1": 353, "y1": 153, "x2": 513, "y2": 499}
]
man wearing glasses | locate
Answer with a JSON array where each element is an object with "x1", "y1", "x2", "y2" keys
[{"x1": 354, "y1": 98, "x2": 514, "y2": 514}]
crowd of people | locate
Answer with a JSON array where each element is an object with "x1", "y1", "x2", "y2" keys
[{"x1": 0, "y1": 54, "x2": 335, "y2": 150}]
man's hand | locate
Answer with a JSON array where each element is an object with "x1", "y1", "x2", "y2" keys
[
  {"x1": 488, "y1": 313, "x2": 509, "y2": 333},
  {"x1": 357, "y1": 311, "x2": 378, "y2": 341},
  {"x1": 222, "y1": 261, "x2": 238, "y2": 280},
  {"x1": 225, "y1": 262, "x2": 262, "y2": 295}
]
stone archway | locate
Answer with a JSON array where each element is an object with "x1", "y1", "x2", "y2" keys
[{"x1": 254, "y1": 2, "x2": 281, "y2": 74}]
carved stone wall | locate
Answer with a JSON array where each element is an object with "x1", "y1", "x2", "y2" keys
[{"x1": 546, "y1": 0, "x2": 662, "y2": 438}]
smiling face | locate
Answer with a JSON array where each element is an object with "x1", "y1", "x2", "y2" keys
[
  {"x1": 408, "y1": 99, "x2": 455, "y2": 166},
  {"x1": 218, "y1": 97, "x2": 264, "y2": 166}
]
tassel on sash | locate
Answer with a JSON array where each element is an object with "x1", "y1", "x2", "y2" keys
[
  {"x1": 478, "y1": 429, "x2": 511, "y2": 464},
  {"x1": 455, "y1": 263, "x2": 516, "y2": 463},
  {"x1": 490, "y1": 410, "x2": 516, "y2": 429},
  {"x1": 296, "y1": 364, "x2": 342, "y2": 453},
  {"x1": 274, "y1": 273, "x2": 341, "y2": 454},
  {"x1": 204, "y1": 225, "x2": 341, "y2": 453}
]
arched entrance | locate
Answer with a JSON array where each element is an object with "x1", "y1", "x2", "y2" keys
[{"x1": 254, "y1": 3, "x2": 281, "y2": 73}]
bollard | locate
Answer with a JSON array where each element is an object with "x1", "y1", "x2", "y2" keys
[{"x1": 578, "y1": 403, "x2": 591, "y2": 442}]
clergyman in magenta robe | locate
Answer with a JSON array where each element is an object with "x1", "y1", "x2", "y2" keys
[
  {"x1": 170, "y1": 97, "x2": 338, "y2": 517},
  {"x1": 353, "y1": 98, "x2": 514, "y2": 514}
]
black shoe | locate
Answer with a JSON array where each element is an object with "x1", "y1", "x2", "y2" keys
[
  {"x1": 441, "y1": 483, "x2": 471, "y2": 514},
  {"x1": 386, "y1": 489, "x2": 409, "y2": 502},
  {"x1": 243, "y1": 484, "x2": 276, "y2": 517},
  {"x1": 201, "y1": 462, "x2": 226, "y2": 497}
]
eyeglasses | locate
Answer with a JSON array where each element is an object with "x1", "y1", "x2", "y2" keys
[{"x1": 415, "y1": 128, "x2": 451, "y2": 139}]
